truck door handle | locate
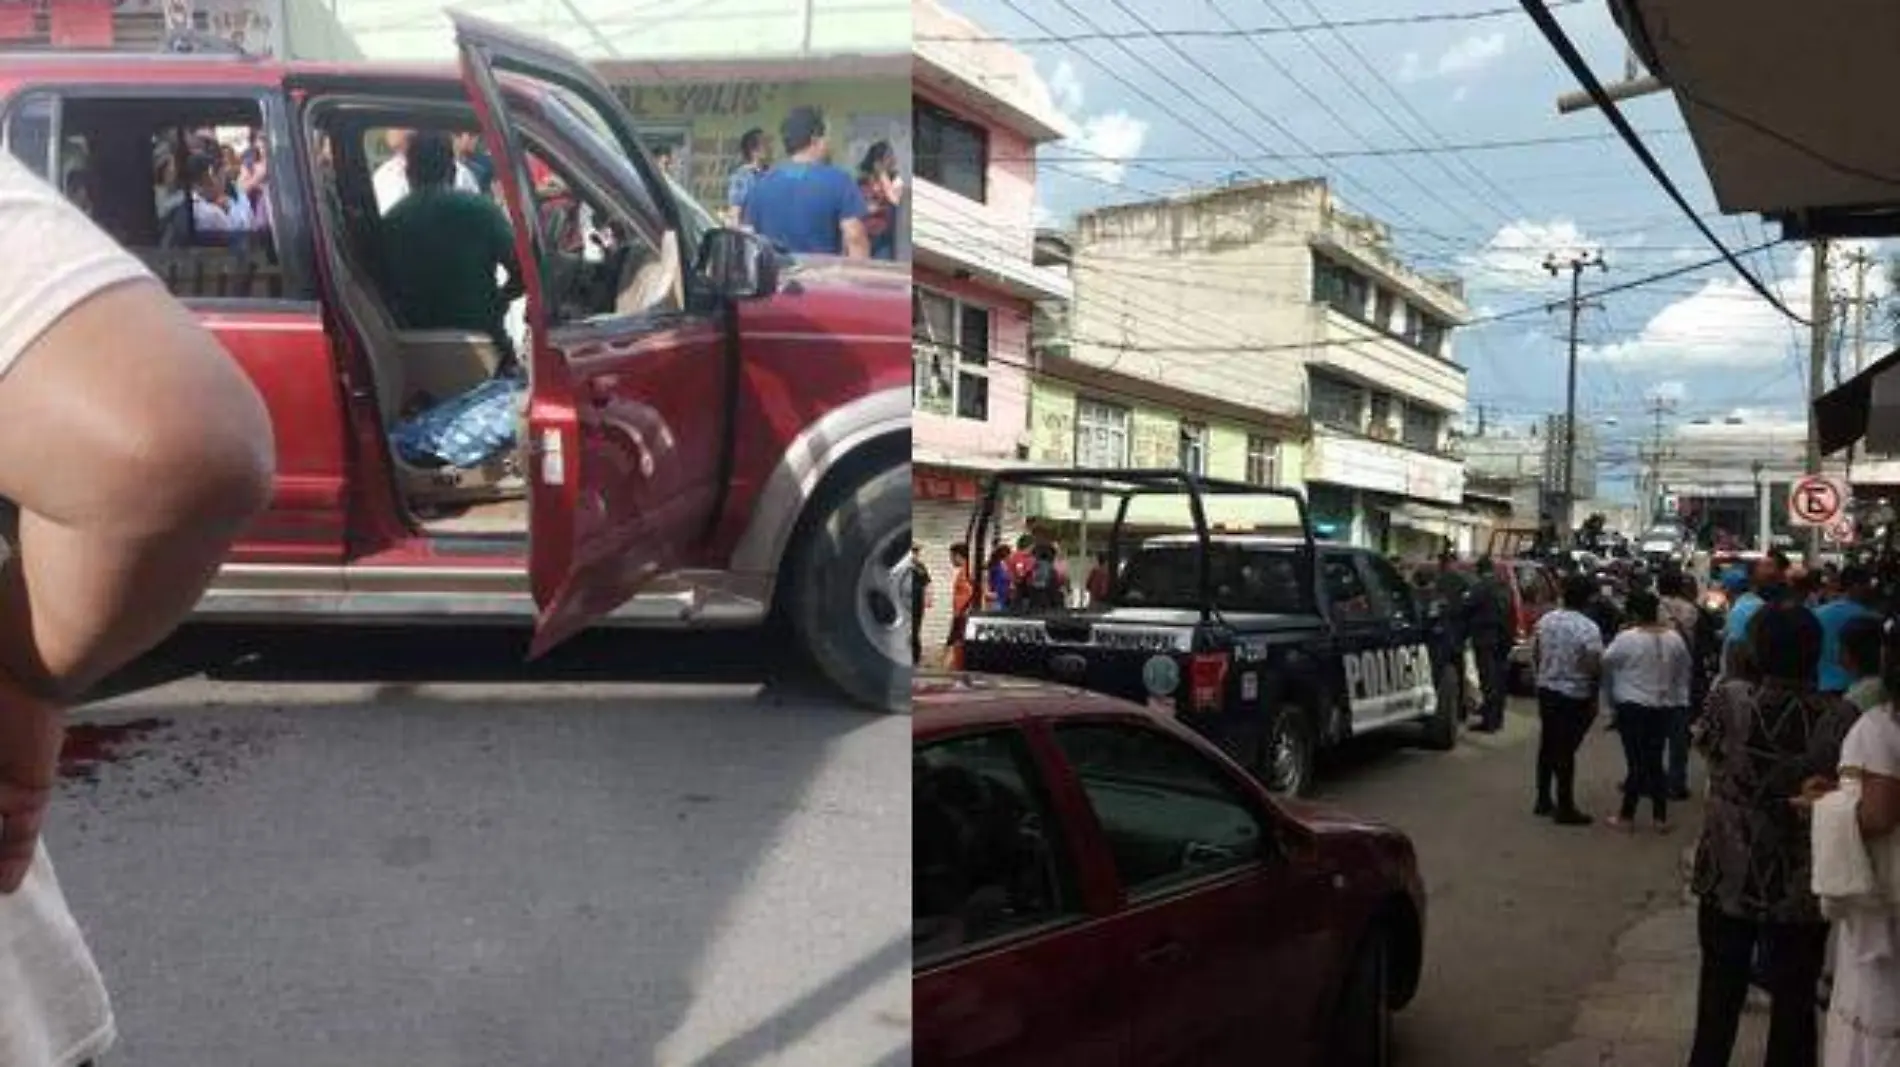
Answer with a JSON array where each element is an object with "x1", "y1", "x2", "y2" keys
[{"x1": 1138, "y1": 939, "x2": 1188, "y2": 966}]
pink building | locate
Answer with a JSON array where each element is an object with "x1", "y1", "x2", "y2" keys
[{"x1": 911, "y1": 0, "x2": 1071, "y2": 653}]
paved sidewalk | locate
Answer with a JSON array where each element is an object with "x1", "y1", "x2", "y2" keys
[{"x1": 1531, "y1": 848, "x2": 1769, "y2": 1066}]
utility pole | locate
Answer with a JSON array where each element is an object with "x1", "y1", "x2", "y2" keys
[
  {"x1": 1842, "y1": 247, "x2": 1877, "y2": 377},
  {"x1": 1544, "y1": 249, "x2": 1607, "y2": 548},
  {"x1": 1806, "y1": 238, "x2": 1831, "y2": 565},
  {"x1": 1640, "y1": 394, "x2": 1675, "y2": 522}
]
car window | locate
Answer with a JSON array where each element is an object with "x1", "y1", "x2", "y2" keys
[
  {"x1": 1323, "y1": 553, "x2": 1375, "y2": 622},
  {"x1": 1114, "y1": 543, "x2": 1309, "y2": 614},
  {"x1": 914, "y1": 729, "x2": 1078, "y2": 966},
  {"x1": 1052, "y1": 723, "x2": 1266, "y2": 900},
  {"x1": 1359, "y1": 554, "x2": 1415, "y2": 622},
  {"x1": 1515, "y1": 566, "x2": 1547, "y2": 604},
  {"x1": 6, "y1": 92, "x2": 299, "y2": 301}
]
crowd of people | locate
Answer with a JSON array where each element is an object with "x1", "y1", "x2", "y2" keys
[
  {"x1": 1432, "y1": 546, "x2": 1898, "y2": 1067},
  {"x1": 719, "y1": 105, "x2": 906, "y2": 261}
]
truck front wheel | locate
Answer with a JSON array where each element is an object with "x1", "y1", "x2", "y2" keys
[
  {"x1": 785, "y1": 463, "x2": 910, "y2": 713},
  {"x1": 1263, "y1": 704, "x2": 1319, "y2": 798}
]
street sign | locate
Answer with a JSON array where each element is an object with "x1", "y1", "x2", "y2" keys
[
  {"x1": 1825, "y1": 517, "x2": 1857, "y2": 545},
  {"x1": 1787, "y1": 475, "x2": 1849, "y2": 527}
]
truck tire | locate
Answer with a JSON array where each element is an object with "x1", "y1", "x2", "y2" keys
[
  {"x1": 1263, "y1": 702, "x2": 1319, "y2": 798},
  {"x1": 784, "y1": 463, "x2": 910, "y2": 714},
  {"x1": 1421, "y1": 663, "x2": 1460, "y2": 751}
]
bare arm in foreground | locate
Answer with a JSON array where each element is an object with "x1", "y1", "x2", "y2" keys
[{"x1": 0, "y1": 276, "x2": 274, "y2": 891}]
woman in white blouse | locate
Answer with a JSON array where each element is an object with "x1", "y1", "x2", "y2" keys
[
  {"x1": 1602, "y1": 589, "x2": 1692, "y2": 832},
  {"x1": 1806, "y1": 623, "x2": 1900, "y2": 1067}
]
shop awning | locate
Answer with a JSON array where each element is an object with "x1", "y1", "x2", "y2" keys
[
  {"x1": 1388, "y1": 502, "x2": 1475, "y2": 538},
  {"x1": 1813, "y1": 346, "x2": 1900, "y2": 455},
  {"x1": 1606, "y1": 0, "x2": 1900, "y2": 237}
]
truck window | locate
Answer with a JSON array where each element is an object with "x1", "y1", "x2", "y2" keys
[
  {"x1": 4, "y1": 92, "x2": 295, "y2": 301},
  {"x1": 1359, "y1": 554, "x2": 1416, "y2": 622},
  {"x1": 1323, "y1": 555, "x2": 1375, "y2": 622},
  {"x1": 1114, "y1": 543, "x2": 1308, "y2": 615}
]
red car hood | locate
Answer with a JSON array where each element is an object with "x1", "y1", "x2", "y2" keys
[
  {"x1": 784, "y1": 255, "x2": 910, "y2": 295},
  {"x1": 1276, "y1": 797, "x2": 1403, "y2": 838}
]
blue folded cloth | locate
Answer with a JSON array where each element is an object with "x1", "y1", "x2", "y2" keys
[{"x1": 390, "y1": 375, "x2": 525, "y2": 469}]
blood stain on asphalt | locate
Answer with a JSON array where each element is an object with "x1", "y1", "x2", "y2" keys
[{"x1": 60, "y1": 718, "x2": 172, "y2": 782}]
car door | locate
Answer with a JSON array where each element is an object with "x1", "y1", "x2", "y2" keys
[
  {"x1": 1046, "y1": 718, "x2": 1337, "y2": 1067},
  {"x1": 914, "y1": 726, "x2": 1129, "y2": 1067},
  {"x1": 1356, "y1": 553, "x2": 1438, "y2": 720},
  {"x1": 1321, "y1": 551, "x2": 1402, "y2": 733},
  {"x1": 453, "y1": 13, "x2": 729, "y2": 654}
]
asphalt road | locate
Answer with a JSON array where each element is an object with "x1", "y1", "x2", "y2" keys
[
  {"x1": 1312, "y1": 699, "x2": 1691, "y2": 1067},
  {"x1": 46, "y1": 625, "x2": 911, "y2": 1067}
]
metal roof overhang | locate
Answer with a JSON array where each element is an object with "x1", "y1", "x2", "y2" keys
[
  {"x1": 1608, "y1": 0, "x2": 1900, "y2": 238},
  {"x1": 1813, "y1": 346, "x2": 1900, "y2": 455}
]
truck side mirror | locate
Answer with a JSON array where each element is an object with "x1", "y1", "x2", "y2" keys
[{"x1": 696, "y1": 227, "x2": 780, "y2": 301}]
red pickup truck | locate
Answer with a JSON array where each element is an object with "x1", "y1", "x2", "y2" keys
[{"x1": 0, "y1": 17, "x2": 910, "y2": 710}]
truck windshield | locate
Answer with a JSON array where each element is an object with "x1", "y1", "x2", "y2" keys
[{"x1": 1113, "y1": 543, "x2": 1309, "y2": 614}]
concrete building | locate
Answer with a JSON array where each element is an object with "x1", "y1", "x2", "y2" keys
[
  {"x1": 1463, "y1": 416, "x2": 1603, "y2": 537},
  {"x1": 11, "y1": 0, "x2": 358, "y2": 59},
  {"x1": 1063, "y1": 177, "x2": 1471, "y2": 556},
  {"x1": 910, "y1": 0, "x2": 1070, "y2": 649},
  {"x1": 1654, "y1": 415, "x2": 1848, "y2": 547},
  {"x1": 1029, "y1": 233, "x2": 1310, "y2": 549}
]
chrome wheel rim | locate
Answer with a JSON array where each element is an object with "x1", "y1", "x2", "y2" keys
[{"x1": 856, "y1": 525, "x2": 911, "y2": 667}]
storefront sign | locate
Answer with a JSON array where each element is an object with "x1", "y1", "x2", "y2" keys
[
  {"x1": 1307, "y1": 431, "x2": 1463, "y2": 506},
  {"x1": 615, "y1": 83, "x2": 783, "y2": 119},
  {"x1": 915, "y1": 470, "x2": 982, "y2": 503}
]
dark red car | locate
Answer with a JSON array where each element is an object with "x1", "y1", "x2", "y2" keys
[{"x1": 914, "y1": 673, "x2": 1426, "y2": 1067}]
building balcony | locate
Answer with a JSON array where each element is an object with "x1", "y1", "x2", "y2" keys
[
  {"x1": 1018, "y1": 481, "x2": 1308, "y2": 534},
  {"x1": 1306, "y1": 425, "x2": 1464, "y2": 506},
  {"x1": 914, "y1": 181, "x2": 1072, "y2": 303},
  {"x1": 1305, "y1": 304, "x2": 1466, "y2": 414}
]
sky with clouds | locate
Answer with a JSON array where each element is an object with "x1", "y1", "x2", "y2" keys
[{"x1": 945, "y1": 0, "x2": 1893, "y2": 491}]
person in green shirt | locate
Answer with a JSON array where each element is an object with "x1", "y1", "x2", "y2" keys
[{"x1": 378, "y1": 130, "x2": 523, "y2": 368}]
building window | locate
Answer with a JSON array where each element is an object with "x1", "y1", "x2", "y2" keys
[
  {"x1": 1075, "y1": 398, "x2": 1131, "y2": 468},
  {"x1": 1373, "y1": 289, "x2": 1395, "y2": 332},
  {"x1": 1245, "y1": 435, "x2": 1278, "y2": 487},
  {"x1": 1311, "y1": 253, "x2": 1369, "y2": 320},
  {"x1": 1418, "y1": 318, "x2": 1445, "y2": 357},
  {"x1": 1368, "y1": 393, "x2": 1393, "y2": 439},
  {"x1": 913, "y1": 287, "x2": 992, "y2": 421},
  {"x1": 1402, "y1": 403, "x2": 1442, "y2": 452},
  {"x1": 914, "y1": 100, "x2": 988, "y2": 203},
  {"x1": 1178, "y1": 422, "x2": 1206, "y2": 475},
  {"x1": 1309, "y1": 373, "x2": 1363, "y2": 432}
]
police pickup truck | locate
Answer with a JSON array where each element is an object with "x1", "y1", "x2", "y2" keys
[{"x1": 959, "y1": 469, "x2": 1461, "y2": 796}]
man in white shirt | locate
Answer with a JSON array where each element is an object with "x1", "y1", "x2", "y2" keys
[
  {"x1": 372, "y1": 127, "x2": 479, "y2": 215},
  {"x1": 0, "y1": 151, "x2": 274, "y2": 1065}
]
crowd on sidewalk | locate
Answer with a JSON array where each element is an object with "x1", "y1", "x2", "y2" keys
[{"x1": 1435, "y1": 548, "x2": 1898, "y2": 1067}]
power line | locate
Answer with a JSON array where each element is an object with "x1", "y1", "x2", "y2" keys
[
  {"x1": 917, "y1": 0, "x2": 1583, "y2": 44},
  {"x1": 1018, "y1": 128, "x2": 1693, "y2": 164},
  {"x1": 1517, "y1": 0, "x2": 1807, "y2": 324}
]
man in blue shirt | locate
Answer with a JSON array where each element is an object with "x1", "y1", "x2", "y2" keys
[
  {"x1": 1721, "y1": 555, "x2": 1786, "y2": 677},
  {"x1": 742, "y1": 106, "x2": 869, "y2": 257},
  {"x1": 724, "y1": 126, "x2": 768, "y2": 227},
  {"x1": 1814, "y1": 564, "x2": 1880, "y2": 693}
]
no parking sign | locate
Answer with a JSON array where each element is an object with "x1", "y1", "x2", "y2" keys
[{"x1": 1787, "y1": 475, "x2": 1848, "y2": 528}]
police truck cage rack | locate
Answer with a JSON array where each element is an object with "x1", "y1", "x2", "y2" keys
[{"x1": 966, "y1": 467, "x2": 1321, "y2": 623}]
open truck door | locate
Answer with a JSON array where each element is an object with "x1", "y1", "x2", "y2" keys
[{"x1": 452, "y1": 11, "x2": 740, "y2": 655}]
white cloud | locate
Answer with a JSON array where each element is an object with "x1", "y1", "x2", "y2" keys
[
  {"x1": 1398, "y1": 32, "x2": 1508, "y2": 83},
  {"x1": 1464, "y1": 218, "x2": 1614, "y2": 291},
  {"x1": 1649, "y1": 380, "x2": 1687, "y2": 403},
  {"x1": 1048, "y1": 58, "x2": 1085, "y2": 117},
  {"x1": 1451, "y1": 85, "x2": 1471, "y2": 104},
  {"x1": 1580, "y1": 240, "x2": 1890, "y2": 370},
  {"x1": 1039, "y1": 57, "x2": 1150, "y2": 186},
  {"x1": 1436, "y1": 32, "x2": 1508, "y2": 77}
]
